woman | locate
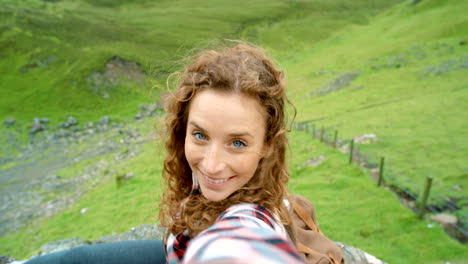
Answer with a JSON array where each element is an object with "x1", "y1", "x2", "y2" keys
[
  {"x1": 160, "y1": 43, "x2": 305, "y2": 263},
  {"x1": 24, "y1": 43, "x2": 332, "y2": 264}
]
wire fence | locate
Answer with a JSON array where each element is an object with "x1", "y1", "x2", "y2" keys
[{"x1": 293, "y1": 120, "x2": 467, "y2": 243}]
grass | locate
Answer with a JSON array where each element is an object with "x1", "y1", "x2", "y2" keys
[
  {"x1": 0, "y1": 124, "x2": 166, "y2": 258},
  {"x1": 288, "y1": 130, "x2": 467, "y2": 264},
  {"x1": 257, "y1": 0, "x2": 468, "y2": 201}
]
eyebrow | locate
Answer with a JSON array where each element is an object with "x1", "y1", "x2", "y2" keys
[{"x1": 188, "y1": 121, "x2": 254, "y2": 138}]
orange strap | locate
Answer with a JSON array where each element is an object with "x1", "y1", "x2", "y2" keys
[
  {"x1": 297, "y1": 242, "x2": 315, "y2": 255},
  {"x1": 290, "y1": 199, "x2": 320, "y2": 233}
]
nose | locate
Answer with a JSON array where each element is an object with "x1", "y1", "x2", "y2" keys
[{"x1": 203, "y1": 143, "x2": 226, "y2": 175}]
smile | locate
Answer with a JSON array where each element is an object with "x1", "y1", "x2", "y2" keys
[{"x1": 204, "y1": 175, "x2": 228, "y2": 184}]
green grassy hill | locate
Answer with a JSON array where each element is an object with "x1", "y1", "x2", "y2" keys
[
  {"x1": 266, "y1": 0, "x2": 468, "y2": 205},
  {"x1": 1, "y1": 0, "x2": 467, "y2": 263}
]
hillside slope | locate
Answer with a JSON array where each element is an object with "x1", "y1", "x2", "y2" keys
[
  {"x1": 2, "y1": 1, "x2": 467, "y2": 264},
  {"x1": 0, "y1": 0, "x2": 401, "y2": 122},
  {"x1": 258, "y1": 0, "x2": 467, "y2": 205}
]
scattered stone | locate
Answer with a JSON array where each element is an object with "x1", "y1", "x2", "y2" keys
[
  {"x1": 94, "y1": 224, "x2": 165, "y2": 244},
  {"x1": 370, "y1": 168, "x2": 380, "y2": 179},
  {"x1": 4, "y1": 117, "x2": 16, "y2": 127},
  {"x1": 60, "y1": 116, "x2": 78, "y2": 128},
  {"x1": 429, "y1": 213, "x2": 458, "y2": 227},
  {"x1": 80, "y1": 208, "x2": 88, "y2": 215},
  {"x1": 298, "y1": 156, "x2": 327, "y2": 169},
  {"x1": 29, "y1": 118, "x2": 46, "y2": 134},
  {"x1": 370, "y1": 55, "x2": 407, "y2": 70},
  {"x1": 451, "y1": 185, "x2": 462, "y2": 191},
  {"x1": 335, "y1": 242, "x2": 388, "y2": 264},
  {"x1": 29, "y1": 237, "x2": 91, "y2": 259},
  {"x1": 312, "y1": 72, "x2": 360, "y2": 96},
  {"x1": 40, "y1": 118, "x2": 49, "y2": 124},
  {"x1": 147, "y1": 103, "x2": 160, "y2": 114},
  {"x1": 19, "y1": 56, "x2": 58, "y2": 73},
  {"x1": 126, "y1": 128, "x2": 139, "y2": 138},
  {"x1": 354, "y1": 134, "x2": 378, "y2": 144},
  {"x1": 0, "y1": 255, "x2": 15, "y2": 264},
  {"x1": 423, "y1": 56, "x2": 468, "y2": 76},
  {"x1": 339, "y1": 143, "x2": 350, "y2": 154},
  {"x1": 139, "y1": 104, "x2": 148, "y2": 111},
  {"x1": 115, "y1": 172, "x2": 135, "y2": 185},
  {"x1": 99, "y1": 116, "x2": 110, "y2": 127},
  {"x1": 87, "y1": 56, "x2": 146, "y2": 99},
  {"x1": 137, "y1": 103, "x2": 162, "y2": 119},
  {"x1": 135, "y1": 112, "x2": 142, "y2": 120}
]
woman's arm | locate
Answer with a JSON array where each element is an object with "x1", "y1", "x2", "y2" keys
[{"x1": 182, "y1": 203, "x2": 303, "y2": 264}]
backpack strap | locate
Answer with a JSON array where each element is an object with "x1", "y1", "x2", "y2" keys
[{"x1": 289, "y1": 198, "x2": 320, "y2": 233}]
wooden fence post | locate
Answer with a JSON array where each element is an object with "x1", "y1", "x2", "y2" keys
[
  {"x1": 418, "y1": 177, "x2": 433, "y2": 219},
  {"x1": 378, "y1": 157, "x2": 385, "y2": 186},
  {"x1": 333, "y1": 130, "x2": 338, "y2": 148},
  {"x1": 320, "y1": 127, "x2": 324, "y2": 142},
  {"x1": 312, "y1": 124, "x2": 316, "y2": 138},
  {"x1": 349, "y1": 139, "x2": 354, "y2": 164}
]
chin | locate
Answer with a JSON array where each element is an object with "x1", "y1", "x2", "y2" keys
[{"x1": 201, "y1": 191, "x2": 230, "y2": 202}]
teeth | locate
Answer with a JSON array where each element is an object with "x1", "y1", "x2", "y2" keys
[{"x1": 205, "y1": 175, "x2": 228, "y2": 184}]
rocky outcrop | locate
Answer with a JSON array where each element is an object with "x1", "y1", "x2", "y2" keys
[{"x1": 13, "y1": 224, "x2": 386, "y2": 264}]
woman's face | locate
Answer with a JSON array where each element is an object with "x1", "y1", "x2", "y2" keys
[{"x1": 184, "y1": 89, "x2": 266, "y2": 202}]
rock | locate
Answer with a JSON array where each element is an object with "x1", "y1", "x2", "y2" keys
[
  {"x1": 115, "y1": 172, "x2": 135, "y2": 185},
  {"x1": 80, "y1": 208, "x2": 88, "y2": 215},
  {"x1": 126, "y1": 128, "x2": 139, "y2": 138},
  {"x1": 61, "y1": 116, "x2": 78, "y2": 128},
  {"x1": 429, "y1": 214, "x2": 462, "y2": 241},
  {"x1": 147, "y1": 103, "x2": 160, "y2": 114},
  {"x1": 30, "y1": 238, "x2": 90, "y2": 258},
  {"x1": 29, "y1": 118, "x2": 46, "y2": 134},
  {"x1": 0, "y1": 255, "x2": 15, "y2": 264},
  {"x1": 429, "y1": 213, "x2": 458, "y2": 227},
  {"x1": 339, "y1": 143, "x2": 350, "y2": 154},
  {"x1": 336, "y1": 242, "x2": 388, "y2": 264},
  {"x1": 451, "y1": 184, "x2": 462, "y2": 191},
  {"x1": 4, "y1": 117, "x2": 16, "y2": 127},
  {"x1": 139, "y1": 104, "x2": 148, "y2": 111},
  {"x1": 312, "y1": 72, "x2": 360, "y2": 96},
  {"x1": 67, "y1": 116, "x2": 78, "y2": 126},
  {"x1": 94, "y1": 224, "x2": 165, "y2": 244},
  {"x1": 40, "y1": 118, "x2": 49, "y2": 124},
  {"x1": 99, "y1": 116, "x2": 110, "y2": 127},
  {"x1": 298, "y1": 156, "x2": 327, "y2": 169},
  {"x1": 354, "y1": 134, "x2": 378, "y2": 144},
  {"x1": 135, "y1": 112, "x2": 142, "y2": 120}
]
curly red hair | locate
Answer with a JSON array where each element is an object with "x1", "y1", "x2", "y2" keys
[{"x1": 159, "y1": 43, "x2": 295, "y2": 237}]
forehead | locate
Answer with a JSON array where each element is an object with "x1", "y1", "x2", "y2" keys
[{"x1": 187, "y1": 89, "x2": 266, "y2": 136}]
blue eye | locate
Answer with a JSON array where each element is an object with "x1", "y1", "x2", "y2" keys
[
  {"x1": 194, "y1": 132, "x2": 207, "y2": 140},
  {"x1": 232, "y1": 140, "x2": 246, "y2": 148}
]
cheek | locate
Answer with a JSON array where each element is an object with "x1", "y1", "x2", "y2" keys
[
  {"x1": 234, "y1": 153, "x2": 262, "y2": 176},
  {"x1": 184, "y1": 138, "x2": 198, "y2": 166}
]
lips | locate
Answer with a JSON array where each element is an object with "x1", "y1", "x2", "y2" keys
[
  {"x1": 199, "y1": 171, "x2": 233, "y2": 186},
  {"x1": 204, "y1": 175, "x2": 228, "y2": 184}
]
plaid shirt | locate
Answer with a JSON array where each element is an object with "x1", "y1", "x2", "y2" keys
[{"x1": 166, "y1": 203, "x2": 303, "y2": 264}]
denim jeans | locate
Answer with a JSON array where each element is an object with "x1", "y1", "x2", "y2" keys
[{"x1": 24, "y1": 240, "x2": 165, "y2": 264}]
